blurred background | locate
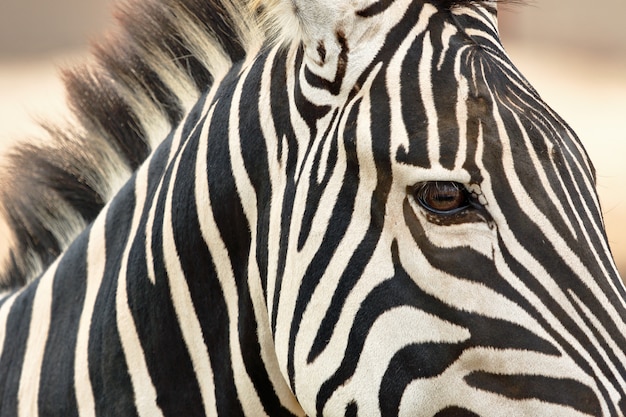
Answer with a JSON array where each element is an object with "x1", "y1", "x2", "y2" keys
[{"x1": 0, "y1": 0, "x2": 624, "y2": 275}]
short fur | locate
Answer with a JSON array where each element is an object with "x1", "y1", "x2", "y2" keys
[{"x1": 0, "y1": 0, "x2": 523, "y2": 288}]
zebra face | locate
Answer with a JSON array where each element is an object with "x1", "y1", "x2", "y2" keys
[{"x1": 273, "y1": 0, "x2": 626, "y2": 415}]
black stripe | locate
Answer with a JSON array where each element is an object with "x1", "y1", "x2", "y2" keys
[
  {"x1": 239, "y1": 51, "x2": 273, "y2": 299},
  {"x1": 0, "y1": 281, "x2": 39, "y2": 416},
  {"x1": 429, "y1": 13, "x2": 462, "y2": 169},
  {"x1": 465, "y1": 372, "x2": 601, "y2": 415},
  {"x1": 294, "y1": 47, "x2": 333, "y2": 135},
  {"x1": 88, "y1": 180, "x2": 139, "y2": 417},
  {"x1": 38, "y1": 229, "x2": 90, "y2": 416},
  {"x1": 296, "y1": 108, "x2": 340, "y2": 251},
  {"x1": 356, "y1": 0, "x2": 395, "y2": 17},
  {"x1": 271, "y1": 48, "x2": 300, "y2": 335},
  {"x1": 303, "y1": 31, "x2": 349, "y2": 96},
  {"x1": 434, "y1": 407, "x2": 480, "y2": 417},
  {"x1": 380, "y1": 343, "x2": 466, "y2": 416},
  {"x1": 394, "y1": 3, "x2": 432, "y2": 168}
]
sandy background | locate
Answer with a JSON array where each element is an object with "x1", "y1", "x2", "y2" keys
[{"x1": 0, "y1": 0, "x2": 625, "y2": 275}]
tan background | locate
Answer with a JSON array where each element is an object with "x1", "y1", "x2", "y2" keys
[{"x1": 0, "y1": 0, "x2": 625, "y2": 275}]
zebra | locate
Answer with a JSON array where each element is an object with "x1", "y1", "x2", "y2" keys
[{"x1": 0, "y1": 0, "x2": 624, "y2": 415}]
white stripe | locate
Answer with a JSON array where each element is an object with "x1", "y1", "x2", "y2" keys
[
  {"x1": 387, "y1": 5, "x2": 437, "y2": 158},
  {"x1": 145, "y1": 119, "x2": 190, "y2": 285},
  {"x1": 453, "y1": 50, "x2": 470, "y2": 170},
  {"x1": 420, "y1": 30, "x2": 440, "y2": 165},
  {"x1": 0, "y1": 291, "x2": 20, "y2": 362},
  {"x1": 116, "y1": 164, "x2": 164, "y2": 417},
  {"x1": 144, "y1": 184, "x2": 162, "y2": 286},
  {"x1": 258, "y1": 46, "x2": 285, "y2": 325},
  {"x1": 17, "y1": 259, "x2": 60, "y2": 417},
  {"x1": 437, "y1": 22, "x2": 457, "y2": 71},
  {"x1": 288, "y1": 44, "x2": 311, "y2": 185},
  {"x1": 165, "y1": 102, "x2": 219, "y2": 416},
  {"x1": 144, "y1": 124, "x2": 185, "y2": 285},
  {"x1": 74, "y1": 211, "x2": 108, "y2": 417}
]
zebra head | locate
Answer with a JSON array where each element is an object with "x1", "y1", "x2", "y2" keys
[
  {"x1": 1, "y1": 0, "x2": 624, "y2": 416},
  {"x1": 266, "y1": 0, "x2": 626, "y2": 415}
]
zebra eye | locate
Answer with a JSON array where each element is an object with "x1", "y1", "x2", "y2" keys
[{"x1": 414, "y1": 181, "x2": 470, "y2": 215}]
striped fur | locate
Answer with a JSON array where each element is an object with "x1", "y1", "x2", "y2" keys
[{"x1": 0, "y1": 0, "x2": 625, "y2": 416}]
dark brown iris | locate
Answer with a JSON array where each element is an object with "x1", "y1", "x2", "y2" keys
[{"x1": 415, "y1": 182, "x2": 470, "y2": 214}]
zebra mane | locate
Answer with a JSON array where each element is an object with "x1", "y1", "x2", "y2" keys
[{"x1": 0, "y1": 0, "x2": 274, "y2": 288}]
